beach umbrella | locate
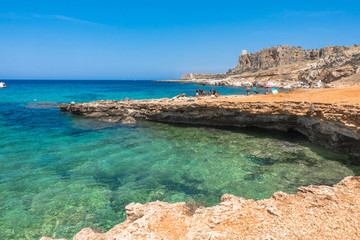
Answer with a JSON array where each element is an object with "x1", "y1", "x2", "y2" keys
[{"x1": 264, "y1": 84, "x2": 273, "y2": 88}]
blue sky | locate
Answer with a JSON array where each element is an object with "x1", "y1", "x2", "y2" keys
[{"x1": 0, "y1": 0, "x2": 359, "y2": 80}]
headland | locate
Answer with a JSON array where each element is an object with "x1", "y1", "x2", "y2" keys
[{"x1": 161, "y1": 44, "x2": 360, "y2": 89}]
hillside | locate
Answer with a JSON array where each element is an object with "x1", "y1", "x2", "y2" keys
[{"x1": 180, "y1": 44, "x2": 360, "y2": 88}]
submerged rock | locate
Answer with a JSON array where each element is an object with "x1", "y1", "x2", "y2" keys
[{"x1": 121, "y1": 116, "x2": 137, "y2": 125}]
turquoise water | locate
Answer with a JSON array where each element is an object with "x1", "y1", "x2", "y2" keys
[{"x1": 1, "y1": 80, "x2": 359, "y2": 239}]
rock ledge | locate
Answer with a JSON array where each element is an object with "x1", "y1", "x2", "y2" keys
[
  {"x1": 59, "y1": 88, "x2": 360, "y2": 155},
  {"x1": 41, "y1": 176, "x2": 360, "y2": 239}
]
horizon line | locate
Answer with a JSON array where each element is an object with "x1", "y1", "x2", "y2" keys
[{"x1": 0, "y1": 78, "x2": 180, "y2": 81}]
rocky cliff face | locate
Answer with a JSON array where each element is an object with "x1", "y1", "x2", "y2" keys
[
  {"x1": 58, "y1": 91, "x2": 360, "y2": 156},
  {"x1": 179, "y1": 44, "x2": 360, "y2": 88},
  {"x1": 233, "y1": 45, "x2": 345, "y2": 72},
  {"x1": 41, "y1": 176, "x2": 360, "y2": 240}
]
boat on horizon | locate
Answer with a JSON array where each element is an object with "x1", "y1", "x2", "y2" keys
[{"x1": 0, "y1": 82, "x2": 6, "y2": 88}]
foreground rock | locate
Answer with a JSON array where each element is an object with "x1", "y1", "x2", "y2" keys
[
  {"x1": 41, "y1": 176, "x2": 360, "y2": 239},
  {"x1": 176, "y1": 44, "x2": 360, "y2": 88},
  {"x1": 59, "y1": 87, "x2": 360, "y2": 155}
]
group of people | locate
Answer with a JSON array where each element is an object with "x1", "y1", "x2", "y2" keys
[
  {"x1": 196, "y1": 88, "x2": 219, "y2": 97},
  {"x1": 246, "y1": 86, "x2": 261, "y2": 96},
  {"x1": 195, "y1": 86, "x2": 277, "y2": 98},
  {"x1": 246, "y1": 86, "x2": 274, "y2": 96}
]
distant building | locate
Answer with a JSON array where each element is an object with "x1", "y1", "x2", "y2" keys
[{"x1": 242, "y1": 50, "x2": 247, "y2": 55}]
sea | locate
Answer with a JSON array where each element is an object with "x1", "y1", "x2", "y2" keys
[{"x1": 1, "y1": 80, "x2": 359, "y2": 239}]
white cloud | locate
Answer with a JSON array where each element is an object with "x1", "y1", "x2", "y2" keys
[
  {"x1": 31, "y1": 14, "x2": 103, "y2": 26},
  {"x1": 0, "y1": 12, "x2": 103, "y2": 26}
]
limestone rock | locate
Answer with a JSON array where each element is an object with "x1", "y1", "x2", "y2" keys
[
  {"x1": 235, "y1": 45, "x2": 307, "y2": 72},
  {"x1": 173, "y1": 93, "x2": 186, "y2": 98},
  {"x1": 179, "y1": 44, "x2": 360, "y2": 88},
  {"x1": 58, "y1": 88, "x2": 360, "y2": 156},
  {"x1": 42, "y1": 176, "x2": 360, "y2": 240},
  {"x1": 121, "y1": 116, "x2": 137, "y2": 125}
]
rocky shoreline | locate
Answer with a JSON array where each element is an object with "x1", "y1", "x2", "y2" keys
[
  {"x1": 58, "y1": 88, "x2": 360, "y2": 156},
  {"x1": 41, "y1": 87, "x2": 360, "y2": 239},
  {"x1": 41, "y1": 176, "x2": 360, "y2": 239},
  {"x1": 39, "y1": 43, "x2": 360, "y2": 240}
]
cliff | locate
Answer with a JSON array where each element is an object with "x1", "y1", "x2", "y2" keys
[
  {"x1": 233, "y1": 45, "x2": 345, "y2": 72},
  {"x1": 58, "y1": 87, "x2": 360, "y2": 156},
  {"x1": 41, "y1": 176, "x2": 360, "y2": 239},
  {"x1": 179, "y1": 44, "x2": 360, "y2": 88}
]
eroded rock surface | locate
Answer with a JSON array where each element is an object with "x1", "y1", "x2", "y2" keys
[
  {"x1": 59, "y1": 88, "x2": 360, "y2": 155},
  {"x1": 41, "y1": 176, "x2": 360, "y2": 239},
  {"x1": 233, "y1": 45, "x2": 345, "y2": 72}
]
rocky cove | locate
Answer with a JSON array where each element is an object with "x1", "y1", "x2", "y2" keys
[{"x1": 43, "y1": 87, "x2": 360, "y2": 239}]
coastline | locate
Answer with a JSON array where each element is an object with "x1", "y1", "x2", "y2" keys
[
  {"x1": 3, "y1": 2, "x2": 359, "y2": 237},
  {"x1": 157, "y1": 76, "x2": 360, "y2": 89},
  {"x1": 42, "y1": 86, "x2": 360, "y2": 239},
  {"x1": 59, "y1": 87, "x2": 360, "y2": 156},
  {"x1": 157, "y1": 78, "x2": 327, "y2": 89}
]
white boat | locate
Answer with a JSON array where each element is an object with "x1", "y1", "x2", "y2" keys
[{"x1": 0, "y1": 82, "x2": 6, "y2": 88}]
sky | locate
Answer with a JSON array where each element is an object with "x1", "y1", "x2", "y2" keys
[{"x1": 0, "y1": 0, "x2": 359, "y2": 80}]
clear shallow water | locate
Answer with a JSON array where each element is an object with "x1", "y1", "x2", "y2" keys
[{"x1": 0, "y1": 80, "x2": 359, "y2": 239}]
